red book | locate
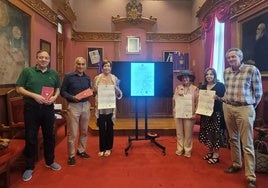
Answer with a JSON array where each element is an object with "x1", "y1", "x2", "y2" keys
[
  {"x1": 41, "y1": 86, "x2": 54, "y2": 100},
  {"x1": 75, "y1": 88, "x2": 93, "y2": 100}
]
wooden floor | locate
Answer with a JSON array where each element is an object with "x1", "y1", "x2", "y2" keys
[
  {"x1": 88, "y1": 116, "x2": 200, "y2": 136},
  {"x1": 89, "y1": 116, "x2": 175, "y2": 130},
  {"x1": 89, "y1": 115, "x2": 177, "y2": 136}
]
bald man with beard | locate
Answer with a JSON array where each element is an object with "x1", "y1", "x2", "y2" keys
[{"x1": 254, "y1": 23, "x2": 268, "y2": 72}]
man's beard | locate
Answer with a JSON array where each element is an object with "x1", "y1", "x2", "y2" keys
[{"x1": 256, "y1": 33, "x2": 263, "y2": 41}]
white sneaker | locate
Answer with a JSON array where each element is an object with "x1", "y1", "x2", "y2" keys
[
  {"x1": 184, "y1": 153, "x2": 191, "y2": 158},
  {"x1": 175, "y1": 150, "x2": 183, "y2": 156},
  {"x1": 98, "y1": 151, "x2": 104, "y2": 157},
  {"x1": 104, "y1": 150, "x2": 111, "y2": 157}
]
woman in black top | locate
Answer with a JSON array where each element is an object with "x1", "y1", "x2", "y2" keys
[{"x1": 198, "y1": 68, "x2": 226, "y2": 164}]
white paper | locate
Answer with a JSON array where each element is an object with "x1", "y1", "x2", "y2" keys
[
  {"x1": 97, "y1": 85, "x2": 116, "y2": 109},
  {"x1": 195, "y1": 90, "x2": 216, "y2": 116},
  {"x1": 174, "y1": 94, "x2": 192, "y2": 118},
  {"x1": 89, "y1": 50, "x2": 100, "y2": 64}
]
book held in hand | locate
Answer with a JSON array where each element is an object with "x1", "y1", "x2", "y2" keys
[
  {"x1": 75, "y1": 88, "x2": 93, "y2": 100},
  {"x1": 41, "y1": 86, "x2": 54, "y2": 100}
]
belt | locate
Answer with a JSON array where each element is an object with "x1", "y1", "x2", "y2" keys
[{"x1": 224, "y1": 101, "x2": 250, "y2": 107}]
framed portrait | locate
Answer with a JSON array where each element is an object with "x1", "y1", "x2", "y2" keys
[
  {"x1": 0, "y1": 0, "x2": 30, "y2": 87},
  {"x1": 163, "y1": 51, "x2": 189, "y2": 71},
  {"x1": 127, "y1": 36, "x2": 140, "y2": 54},
  {"x1": 163, "y1": 51, "x2": 178, "y2": 62},
  {"x1": 40, "y1": 39, "x2": 51, "y2": 55},
  {"x1": 87, "y1": 47, "x2": 103, "y2": 68},
  {"x1": 242, "y1": 10, "x2": 268, "y2": 74}
]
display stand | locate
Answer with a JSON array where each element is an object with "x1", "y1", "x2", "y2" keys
[{"x1": 124, "y1": 97, "x2": 166, "y2": 156}]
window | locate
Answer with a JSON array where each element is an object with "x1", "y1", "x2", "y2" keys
[{"x1": 212, "y1": 17, "x2": 225, "y2": 82}]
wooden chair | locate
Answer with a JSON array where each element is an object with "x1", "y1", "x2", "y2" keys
[
  {"x1": 5, "y1": 89, "x2": 44, "y2": 161},
  {"x1": 0, "y1": 149, "x2": 11, "y2": 188},
  {"x1": 54, "y1": 107, "x2": 67, "y2": 143},
  {"x1": 0, "y1": 139, "x2": 25, "y2": 188},
  {"x1": 255, "y1": 93, "x2": 268, "y2": 142}
]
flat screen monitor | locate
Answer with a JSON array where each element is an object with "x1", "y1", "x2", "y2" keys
[
  {"x1": 111, "y1": 61, "x2": 173, "y2": 97},
  {"x1": 131, "y1": 63, "x2": 154, "y2": 96}
]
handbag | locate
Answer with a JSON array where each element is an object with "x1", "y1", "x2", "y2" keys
[{"x1": 254, "y1": 139, "x2": 268, "y2": 173}]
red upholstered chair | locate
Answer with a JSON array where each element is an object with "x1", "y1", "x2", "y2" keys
[
  {"x1": 0, "y1": 150, "x2": 11, "y2": 188},
  {"x1": 5, "y1": 88, "x2": 44, "y2": 161},
  {"x1": 0, "y1": 139, "x2": 25, "y2": 188},
  {"x1": 7, "y1": 95, "x2": 25, "y2": 138},
  {"x1": 254, "y1": 94, "x2": 268, "y2": 142}
]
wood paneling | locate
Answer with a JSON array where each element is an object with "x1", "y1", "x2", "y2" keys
[
  {"x1": 116, "y1": 97, "x2": 172, "y2": 118},
  {"x1": 0, "y1": 88, "x2": 13, "y2": 125}
]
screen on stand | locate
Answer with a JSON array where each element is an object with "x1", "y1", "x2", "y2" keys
[{"x1": 112, "y1": 61, "x2": 173, "y2": 97}]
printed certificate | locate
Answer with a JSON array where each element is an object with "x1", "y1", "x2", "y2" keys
[
  {"x1": 174, "y1": 94, "x2": 192, "y2": 118},
  {"x1": 196, "y1": 90, "x2": 215, "y2": 116},
  {"x1": 97, "y1": 85, "x2": 116, "y2": 109}
]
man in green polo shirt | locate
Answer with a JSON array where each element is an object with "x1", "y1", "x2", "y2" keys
[{"x1": 16, "y1": 50, "x2": 61, "y2": 181}]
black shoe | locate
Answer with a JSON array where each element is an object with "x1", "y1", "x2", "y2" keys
[
  {"x1": 76, "y1": 151, "x2": 90, "y2": 158},
  {"x1": 247, "y1": 180, "x2": 256, "y2": 188},
  {"x1": 224, "y1": 166, "x2": 242, "y2": 173},
  {"x1": 68, "y1": 157, "x2": 75, "y2": 166}
]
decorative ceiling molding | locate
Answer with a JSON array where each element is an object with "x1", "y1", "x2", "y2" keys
[
  {"x1": 72, "y1": 29, "x2": 202, "y2": 43},
  {"x1": 52, "y1": 0, "x2": 76, "y2": 24},
  {"x1": 196, "y1": 0, "x2": 227, "y2": 21},
  {"x1": 72, "y1": 31, "x2": 121, "y2": 42},
  {"x1": 112, "y1": 16, "x2": 157, "y2": 32},
  {"x1": 126, "y1": 0, "x2": 143, "y2": 24},
  {"x1": 146, "y1": 33, "x2": 190, "y2": 43},
  {"x1": 196, "y1": 0, "x2": 266, "y2": 21},
  {"x1": 146, "y1": 27, "x2": 201, "y2": 43},
  {"x1": 20, "y1": 0, "x2": 57, "y2": 25},
  {"x1": 189, "y1": 27, "x2": 202, "y2": 42},
  {"x1": 230, "y1": 0, "x2": 266, "y2": 20}
]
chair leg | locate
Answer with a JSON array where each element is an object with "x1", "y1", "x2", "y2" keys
[{"x1": 0, "y1": 161, "x2": 11, "y2": 188}]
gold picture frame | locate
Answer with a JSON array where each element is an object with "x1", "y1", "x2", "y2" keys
[{"x1": 40, "y1": 39, "x2": 51, "y2": 55}]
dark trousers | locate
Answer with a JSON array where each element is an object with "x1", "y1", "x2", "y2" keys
[
  {"x1": 24, "y1": 103, "x2": 55, "y2": 170},
  {"x1": 97, "y1": 114, "x2": 114, "y2": 152}
]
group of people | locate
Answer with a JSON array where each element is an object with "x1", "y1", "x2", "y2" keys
[
  {"x1": 16, "y1": 47, "x2": 263, "y2": 188},
  {"x1": 173, "y1": 48, "x2": 263, "y2": 188},
  {"x1": 16, "y1": 50, "x2": 122, "y2": 181}
]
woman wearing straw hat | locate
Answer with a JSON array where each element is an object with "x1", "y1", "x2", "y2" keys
[{"x1": 173, "y1": 70, "x2": 199, "y2": 158}]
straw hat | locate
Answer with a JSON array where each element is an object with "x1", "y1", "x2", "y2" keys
[{"x1": 176, "y1": 70, "x2": 195, "y2": 82}]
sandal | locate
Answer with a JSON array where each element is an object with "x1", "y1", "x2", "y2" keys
[
  {"x1": 208, "y1": 158, "x2": 220, "y2": 164},
  {"x1": 203, "y1": 153, "x2": 213, "y2": 160}
]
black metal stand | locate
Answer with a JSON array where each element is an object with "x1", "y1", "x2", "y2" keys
[{"x1": 124, "y1": 97, "x2": 166, "y2": 156}]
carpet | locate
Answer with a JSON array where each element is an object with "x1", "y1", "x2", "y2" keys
[{"x1": 10, "y1": 128, "x2": 268, "y2": 188}]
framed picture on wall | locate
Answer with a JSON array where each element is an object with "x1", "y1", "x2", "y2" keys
[
  {"x1": 127, "y1": 36, "x2": 140, "y2": 54},
  {"x1": 242, "y1": 10, "x2": 268, "y2": 75},
  {"x1": 40, "y1": 39, "x2": 51, "y2": 55},
  {"x1": 0, "y1": 0, "x2": 30, "y2": 87},
  {"x1": 87, "y1": 47, "x2": 103, "y2": 68},
  {"x1": 163, "y1": 51, "x2": 179, "y2": 62}
]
